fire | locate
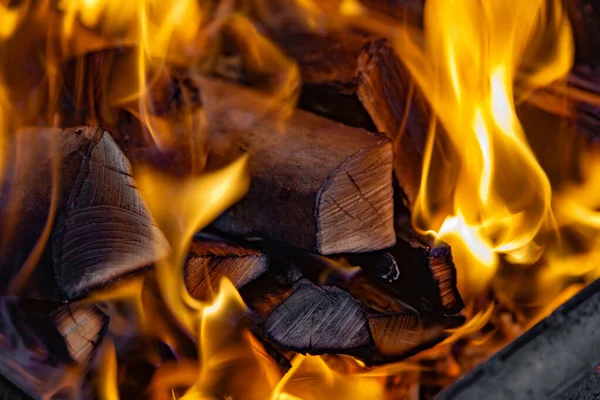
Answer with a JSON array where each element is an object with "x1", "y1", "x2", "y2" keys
[
  {"x1": 388, "y1": 0, "x2": 574, "y2": 295},
  {"x1": 0, "y1": 0, "x2": 598, "y2": 398}
]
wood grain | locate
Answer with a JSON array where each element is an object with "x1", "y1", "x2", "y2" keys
[{"x1": 201, "y1": 78, "x2": 396, "y2": 254}]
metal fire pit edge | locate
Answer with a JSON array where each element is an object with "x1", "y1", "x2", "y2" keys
[{"x1": 437, "y1": 277, "x2": 600, "y2": 400}]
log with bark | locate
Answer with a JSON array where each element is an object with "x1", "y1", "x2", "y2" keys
[
  {"x1": 200, "y1": 78, "x2": 396, "y2": 255},
  {"x1": 0, "y1": 299, "x2": 108, "y2": 400},
  {"x1": 184, "y1": 233, "x2": 269, "y2": 301},
  {"x1": 0, "y1": 126, "x2": 169, "y2": 300}
]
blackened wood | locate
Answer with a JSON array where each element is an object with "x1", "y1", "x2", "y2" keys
[
  {"x1": 264, "y1": 279, "x2": 373, "y2": 358},
  {"x1": 346, "y1": 237, "x2": 463, "y2": 316},
  {"x1": 437, "y1": 277, "x2": 600, "y2": 400},
  {"x1": 52, "y1": 126, "x2": 170, "y2": 299},
  {"x1": 0, "y1": 299, "x2": 108, "y2": 400},
  {"x1": 0, "y1": 375, "x2": 31, "y2": 400},
  {"x1": 201, "y1": 78, "x2": 396, "y2": 255},
  {"x1": 567, "y1": 0, "x2": 600, "y2": 66},
  {"x1": 272, "y1": 31, "x2": 375, "y2": 128},
  {"x1": 184, "y1": 234, "x2": 269, "y2": 301},
  {"x1": 428, "y1": 242, "x2": 463, "y2": 314}
]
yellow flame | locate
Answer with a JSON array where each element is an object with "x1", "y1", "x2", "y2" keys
[
  {"x1": 181, "y1": 278, "x2": 282, "y2": 399},
  {"x1": 387, "y1": 0, "x2": 573, "y2": 292},
  {"x1": 271, "y1": 355, "x2": 386, "y2": 400},
  {"x1": 98, "y1": 340, "x2": 119, "y2": 400},
  {"x1": 135, "y1": 155, "x2": 250, "y2": 334}
]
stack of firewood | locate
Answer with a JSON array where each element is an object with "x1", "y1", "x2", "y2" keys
[
  {"x1": 0, "y1": 14, "x2": 469, "y2": 397},
  {"x1": 3, "y1": 0, "x2": 599, "y2": 398}
]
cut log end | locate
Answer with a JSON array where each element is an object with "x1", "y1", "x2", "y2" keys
[
  {"x1": 317, "y1": 141, "x2": 396, "y2": 254},
  {"x1": 429, "y1": 242, "x2": 464, "y2": 315},
  {"x1": 52, "y1": 127, "x2": 170, "y2": 300},
  {"x1": 184, "y1": 236, "x2": 269, "y2": 300},
  {"x1": 264, "y1": 279, "x2": 373, "y2": 357}
]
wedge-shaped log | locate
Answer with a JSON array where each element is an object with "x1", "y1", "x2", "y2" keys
[
  {"x1": 52, "y1": 126, "x2": 169, "y2": 299},
  {"x1": 201, "y1": 79, "x2": 396, "y2": 254},
  {"x1": 0, "y1": 126, "x2": 168, "y2": 300},
  {"x1": 184, "y1": 234, "x2": 269, "y2": 301},
  {"x1": 0, "y1": 299, "x2": 108, "y2": 400},
  {"x1": 264, "y1": 279, "x2": 373, "y2": 358}
]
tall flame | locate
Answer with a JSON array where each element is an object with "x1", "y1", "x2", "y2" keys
[{"x1": 386, "y1": 0, "x2": 574, "y2": 294}]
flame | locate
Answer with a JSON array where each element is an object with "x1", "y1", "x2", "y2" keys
[
  {"x1": 377, "y1": 0, "x2": 574, "y2": 294},
  {"x1": 1, "y1": 0, "x2": 598, "y2": 397},
  {"x1": 271, "y1": 355, "x2": 386, "y2": 400},
  {"x1": 135, "y1": 155, "x2": 250, "y2": 334}
]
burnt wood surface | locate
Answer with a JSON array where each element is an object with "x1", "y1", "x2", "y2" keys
[
  {"x1": 242, "y1": 240, "x2": 462, "y2": 364},
  {"x1": 201, "y1": 78, "x2": 396, "y2": 255},
  {"x1": 438, "y1": 277, "x2": 600, "y2": 400}
]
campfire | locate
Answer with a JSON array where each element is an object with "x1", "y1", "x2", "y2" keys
[{"x1": 1, "y1": 0, "x2": 600, "y2": 398}]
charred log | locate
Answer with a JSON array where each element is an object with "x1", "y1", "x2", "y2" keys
[{"x1": 0, "y1": 126, "x2": 168, "y2": 300}]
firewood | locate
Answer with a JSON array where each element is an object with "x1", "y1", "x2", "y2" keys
[
  {"x1": 567, "y1": 0, "x2": 600, "y2": 66},
  {"x1": 281, "y1": 232, "x2": 462, "y2": 316},
  {"x1": 0, "y1": 126, "x2": 168, "y2": 300},
  {"x1": 368, "y1": 313, "x2": 463, "y2": 363},
  {"x1": 52, "y1": 126, "x2": 170, "y2": 299},
  {"x1": 356, "y1": 38, "x2": 432, "y2": 207},
  {"x1": 0, "y1": 126, "x2": 96, "y2": 297},
  {"x1": 240, "y1": 263, "x2": 304, "y2": 320},
  {"x1": 184, "y1": 234, "x2": 269, "y2": 301},
  {"x1": 263, "y1": 279, "x2": 373, "y2": 358},
  {"x1": 200, "y1": 78, "x2": 396, "y2": 255},
  {"x1": 0, "y1": 299, "x2": 108, "y2": 400},
  {"x1": 270, "y1": 31, "x2": 375, "y2": 128}
]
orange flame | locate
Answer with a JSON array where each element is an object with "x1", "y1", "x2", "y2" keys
[{"x1": 379, "y1": 0, "x2": 574, "y2": 295}]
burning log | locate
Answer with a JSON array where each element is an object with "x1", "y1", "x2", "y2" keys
[
  {"x1": 271, "y1": 31, "x2": 376, "y2": 129},
  {"x1": 356, "y1": 38, "x2": 431, "y2": 207},
  {"x1": 0, "y1": 299, "x2": 108, "y2": 400},
  {"x1": 184, "y1": 234, "x2": 269, "y2": 301},
  {"x1": 238, "y1": 237, "x2": 462, "y2": 364},
  {"x1": 52, "y1": 126, "x2": 169, "y2": 299},
  {"x1": 346, "y1": 238, "x2": 463, "y2": 316},
  {"x1": 202, "y1": 79, "x2": 396, "y2": 255},
  {"x1": 263, "y1": 279, "x2": 374, "y2": 359},
  {"x1": 0, "y1": 126, "x2": 168, "y2": 300}
]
